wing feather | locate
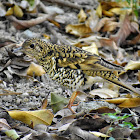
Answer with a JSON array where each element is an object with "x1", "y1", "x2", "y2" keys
[{"x1": 55, "y1": 45, "x2": 123, "y2": 71}]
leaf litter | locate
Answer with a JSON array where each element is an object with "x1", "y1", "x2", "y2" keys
[{"x1": 0, "y1": 0, "x2": 139, "y2": 139}]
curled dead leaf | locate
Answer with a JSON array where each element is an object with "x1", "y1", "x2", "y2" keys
[
  {"x1": 94, "y1": 17, "x2": 116, "y2": 32},
  {"x1": 27, "y1": 62, "x2": 46, "y2": 76},
  {"x1": 65, "y1": 24, "x2": 92, "y2": 37}
]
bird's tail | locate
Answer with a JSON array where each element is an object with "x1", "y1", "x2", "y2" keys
[{"x1": 84, "y1": 70, "x2": 140, "y2": 94}]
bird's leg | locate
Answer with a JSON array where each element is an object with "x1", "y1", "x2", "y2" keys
[{"x1": 66, "y1": 91, "x2": 80, "y2": 114}]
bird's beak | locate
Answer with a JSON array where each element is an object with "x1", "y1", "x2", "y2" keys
[{"x1": 12, "y1": 46, "x2": 23, "y2": 53}]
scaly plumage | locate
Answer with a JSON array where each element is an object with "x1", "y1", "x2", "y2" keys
[{"x1": 21, "y1": 38, "x2": 139, "y2": 112}]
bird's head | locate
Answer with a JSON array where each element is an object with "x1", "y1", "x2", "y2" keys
[{"x1": 21, "y1": 38, "x2": 47, "y2": 59}]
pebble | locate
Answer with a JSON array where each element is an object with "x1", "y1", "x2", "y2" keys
[{"x1": 22, "y1": 92, "x2": 29, "y2": 97}]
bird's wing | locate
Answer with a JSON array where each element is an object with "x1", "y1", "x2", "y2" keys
[{"x1": 55, "y1": 45, "x2": 123, "y2": 71}]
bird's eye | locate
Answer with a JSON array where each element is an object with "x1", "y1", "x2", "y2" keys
[{"x1": 30, "y1": 44, "x2": 34, "y2": 48}]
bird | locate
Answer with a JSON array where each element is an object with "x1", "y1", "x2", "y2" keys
[{"x1": 21, "y1": 38, "x2": 139, "y2": 113}]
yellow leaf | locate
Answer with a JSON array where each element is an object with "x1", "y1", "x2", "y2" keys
[
  {"x1": 102, "y1": 10, "x2": 114, "y2": 17},
  {"x1": 96, "y1": 3, "x2": 102, "y2": 18},
  {"x1": 27, "y1": 62, "x2": 46, "y2": 76},
  {"x1": 105, "y1": 98, "x2": 140, "y2": 108},
  {"x1": 90, "y1": 131, "x2": 110, "y2": 138},
  {"x1": 5, "y1": 129, "x2": 20, "y2": 140},
  {"x1": 82, "y1": 42, "x2": 99, "y2": 55},
  {"x1": 118, "y1": 98, "x2": 140, "y2": 108},
  {"x1": 13, "y1": 5, "x2": 24, "y2": 18},
  {"x1": 109, "y1": 8, "x2": 132, "y2": 15},
  {"x1": 125, "y1": 60, "x2": 140, "y2": 71},
  {"x1": 65, "y1": 24, "x2": 92, "y2": 37},
  {"x1": 43, "y1": 34, "x2": 51, "y2": 39},
  {"x1": 78, "y1": 9, "x2": 87, "y2": 23},
  {"x1": 8, "y1": 110, "x2": 54, "y2": 127},
  {"x1": 5, "y1": 7, "x2": 13, "y2": 16}
]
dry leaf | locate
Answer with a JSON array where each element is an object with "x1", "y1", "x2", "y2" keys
[
  {"x1": 27, "y1": 62, "x2": 46, "y2": 76},
  {"x1": 96, "y1": 3, "x2": 102, "y2": 18},
  {"x1": 102, "y1": 10, "x2": 114, "y2": 17},
  {"x1": 78, "y1": 9, "x2": 87, "y2": 23},
  {"x1": 13, "y1": 5, "x2": 24, "y2": 18},
  {"x1": 98, "y1": 37, "x2": 118, "y2": 50},
  {"x1": 94, "y1": 17, "x2": 116, "y2": 32},
  {"x1": 5, "y1": 7, "x2": 13, "y2": 16},
  {"x1": 41, "y1": 97, "x2": 48, "y2": 109},
  {"x1": 105, "y1": 98, "x2": 140, "y2": 108},
  {"x1": 8, "y1": 110, "x2": 54, "y2": 127},
  {"x1": 85, "y1": 10, "x2": 99, "y2": 32},
  {"x1": 102, "y1": 21, "x2": 119, "y2": 32},
  {"x1": 100, "y1": 1, "x2": 130, "y2": 17},
  {"x1": 65, "y1": 23, "x2": 92, "y2": 37},
  {"x1": 118, "y1": 98, "x2": 140, "y2": 108},
  {"x1": 82, "y1": 42, "x2": 99, "y2": 55},
  {"x1": 89, "y1": 88, "x2": 119, "y2": 98},
  {"x1": 110, "y1": 15, "x2": 137, "y2": 46},
  {"x1": 109, "y1": 7, "x2": 132, "y2": 16},
  {"x1": 90, "y1": 107, "x2": 116, "y2": 114},
  {"x1": 0, "y1": 119, "x2": 11, "y2": 131},
  {"x1": 125, "y1": 60, "x2": 140, "y2": 71},
  {"x1": 126, "y1": 33, "x2": 140, "y2": 45},
  {"x1": 90, "y1": 131, "x2": 110, "y2": 138},
  {"x1": 9, "y1": 110, "x2": 54, "y2": 127}
]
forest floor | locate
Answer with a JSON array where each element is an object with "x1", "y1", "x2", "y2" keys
[{"x1": 0, "y1": 0, "x2": 140, "y2": 139}]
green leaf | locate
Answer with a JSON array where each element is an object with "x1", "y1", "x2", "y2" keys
[
  {"x1": 109, "y1": 137, "x2": 115, "y2": 140},
  {"x1": 51, "y1": 93, "x2": 69, "y2": 113},
  {"x1": 5, "y1": 129, "x2": 20, "y2": 140}
]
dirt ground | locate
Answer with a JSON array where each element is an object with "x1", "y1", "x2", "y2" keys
[{"x1": 0, "y1": 0, "x2": 140, "y2": 139}]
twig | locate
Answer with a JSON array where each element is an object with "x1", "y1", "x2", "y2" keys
[
  {"x1": 43, "y1": 21, "x2": 70, "y2": 45},
  {"x1": 43, "y1": 0, "x2": 82, "y2": 10},
  {"x1": 0, "y1": 88, "x2": 22, "y2": 96}
]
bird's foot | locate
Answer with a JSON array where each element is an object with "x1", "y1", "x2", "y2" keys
[{"x1": 64, "y1": 91, "x2": 80, "y2": 114}]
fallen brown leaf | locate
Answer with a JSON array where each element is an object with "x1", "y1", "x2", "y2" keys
[
  {"x1": 105, "y1": 98, "x2": 140, "y2": 108},
  {"x1": 110, "y1": 15, "x2": 138, "y2": 46},
  {"x1": 94, "y1": 17, "x2": 116, "y2": 32},
  {"x1": 65, "y1": 23, "x2": 92, "y2": 37}
]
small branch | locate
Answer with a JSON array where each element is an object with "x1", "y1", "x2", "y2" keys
[
  {"x1": 43, "y1": 0, "x2": 83, "y2": 10},
  {"x1": 43, "y1": 21, "x2": 70, "y2": 45}
]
